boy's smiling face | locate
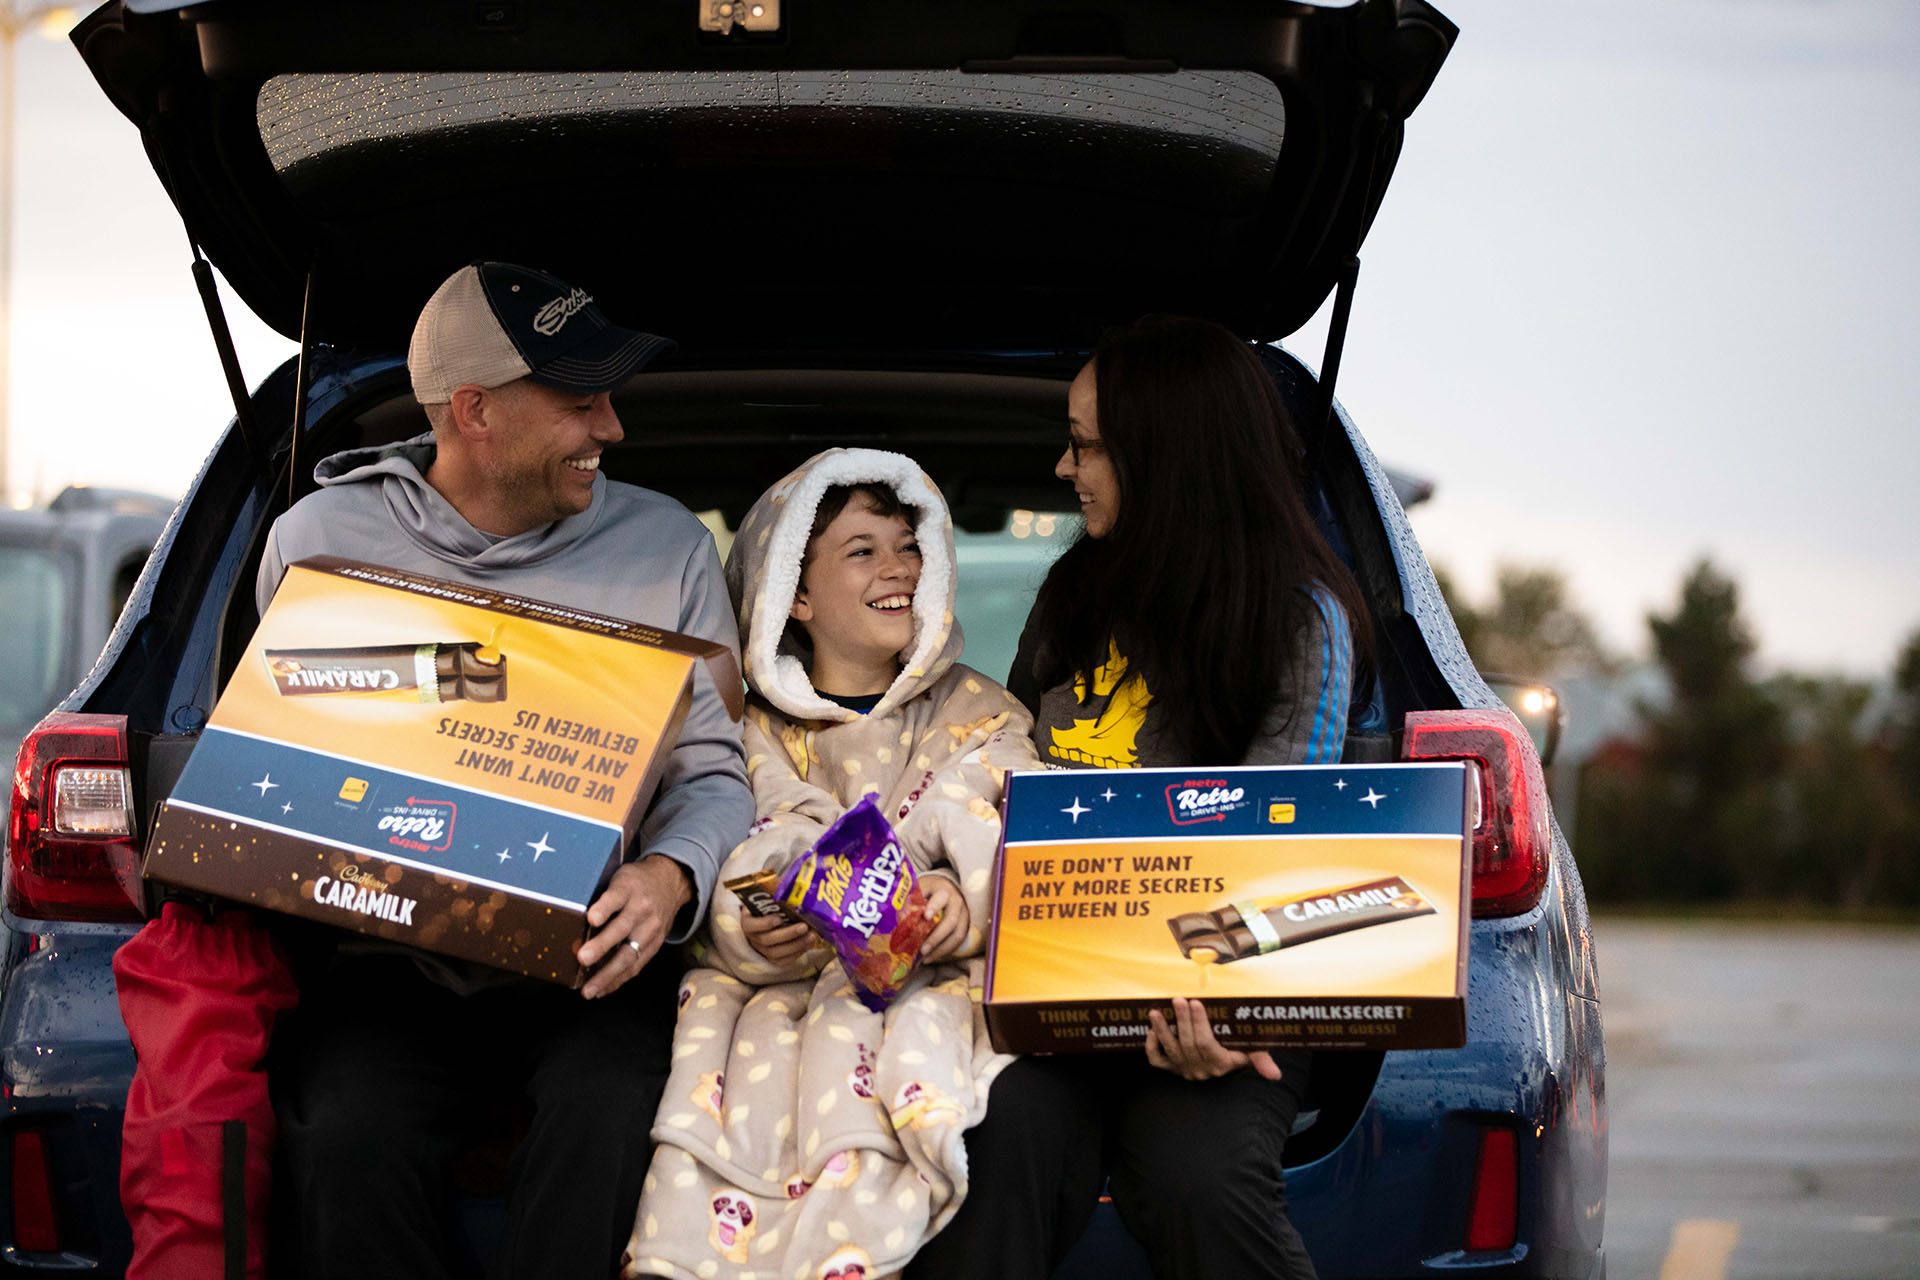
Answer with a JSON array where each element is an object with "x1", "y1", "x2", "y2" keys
[{"x1": 790, "y1": 496, "x2": 921, "y2": 692}]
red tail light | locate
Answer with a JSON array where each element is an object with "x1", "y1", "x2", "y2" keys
[
  {"x1": 9, "y1": 1129, "x2": 61, "y2": 1254},
  {"x1": 1401, "y1": 707, "x2": 1551, "y2": 917},
  {"x1": 7, "y1": 712, "x2": 143, "y2": 922},
  {"x1": 1463, "y1": 1125, "x2": 1518, "y2": 1252}
]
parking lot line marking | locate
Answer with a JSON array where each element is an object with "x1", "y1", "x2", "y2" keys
[{"x1": 1658, "y1": 1218, "x2": 1739, "y2": 1280}]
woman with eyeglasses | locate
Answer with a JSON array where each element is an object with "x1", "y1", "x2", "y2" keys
[{"x1": 908, "y1": 315, "x2": 1370, "y2": 1280}]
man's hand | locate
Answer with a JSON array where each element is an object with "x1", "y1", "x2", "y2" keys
[
  {"x1": 577, "y1": 855, "x2": 692, "y2": 999},
  {"x1": 920, "y1": 876, "x2": 970, "y2": 963},
  {"x1": 1145, "y1": 997, "x2": 1284, "y2": 1082},
  {"x1": 742, "y1": 911, "x2": 816, "y2": 967}
]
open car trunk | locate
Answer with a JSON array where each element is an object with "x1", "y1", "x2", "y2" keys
[{"x1": 222, "y1": 352, "x2": 1404, "y2": 1162}]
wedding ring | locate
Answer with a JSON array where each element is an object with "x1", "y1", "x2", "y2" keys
[{"x1": 626, "y1": 939, "x2": 643, "y2": 954}]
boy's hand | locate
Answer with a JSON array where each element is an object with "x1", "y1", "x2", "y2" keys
[
  {"x1": 920, "y1": 876, "x2": 969, "y2": 963},
  {"x1": 742, "y1": 910, "x2": 816, "y2": 966}
]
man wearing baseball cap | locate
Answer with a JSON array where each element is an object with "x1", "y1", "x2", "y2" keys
[{"x1": 254, "y1": 263, "x2": 752, "y2": 1279}]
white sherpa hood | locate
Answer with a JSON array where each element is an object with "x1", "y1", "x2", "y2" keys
[{"x1": 725, "y1": 448, "x2": 963, "y2": 723}]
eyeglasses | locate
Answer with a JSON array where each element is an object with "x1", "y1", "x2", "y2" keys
[{"x1": 1066, "y1": 434, "x2": 1107, "y2": 466}]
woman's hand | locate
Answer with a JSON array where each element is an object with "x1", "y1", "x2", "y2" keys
[
  {"x1": 1145, "y1": 997, "x2": 1284, "y2": 1082},
  {"x1": 741, "y1": 911, "x2": 816, "y2": 966},
  {"x1": 920, "y1": 875, "x2": 970, "y2": 963}
]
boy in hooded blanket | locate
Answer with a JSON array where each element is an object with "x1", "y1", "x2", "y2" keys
[{"x1": 624, "y1": 449, "x2": 1039, "y2": 1280}]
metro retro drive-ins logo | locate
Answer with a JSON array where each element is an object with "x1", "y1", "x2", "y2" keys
[
  {"x1": 1166, "y1": 779, "x2": 1250, "y2": 825},
  {"x1": 373, "y1": 798, "x2": 457, "y2": 852}
]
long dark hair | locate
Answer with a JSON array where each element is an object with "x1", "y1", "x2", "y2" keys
[{"x1": 1025, "y1": 316, "x2": 1371, "y2": 764}]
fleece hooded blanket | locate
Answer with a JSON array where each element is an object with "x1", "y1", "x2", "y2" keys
[{"x1": 625, "y1": 449, "x2": 1039, "y2": 1280}]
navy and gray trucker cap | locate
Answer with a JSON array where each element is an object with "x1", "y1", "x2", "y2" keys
[{"x1": 408, "y1": 262, "x2": 675, "y2": 404}]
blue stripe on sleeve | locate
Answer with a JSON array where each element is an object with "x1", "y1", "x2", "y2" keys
[
  {"x1": 1308, "y1": 594, "x2": 1334, "y2": 761},
  {"x1": 1328, "y1": 600, "x2": 1353, "y2": 759},
  {"x1": 1305, "y1": 585, "x2": 1353, "y2": 764}
]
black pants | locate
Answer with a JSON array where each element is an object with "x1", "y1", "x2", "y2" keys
[
  {"x1": 273, "y1": 954, "x2": 678, "y2": 1280},
  {"x1": 907, "y1": 1052, "x2": 1317, "y2": 1280}
]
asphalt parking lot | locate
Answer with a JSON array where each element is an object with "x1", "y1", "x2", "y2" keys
[{"x1": 1595, "y1": 917, "x2": 1920, "y2": 1279}]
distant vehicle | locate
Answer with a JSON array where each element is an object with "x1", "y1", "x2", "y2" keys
[
  {"x1": 0, "y1": 487, "x2": 171, "y2": 760},
  {"x1": 6, "y1": 4, "x2": 1605, "y2": 1277},
  {"x1": 1480, "y1": 675, "x2": 1565, "y2": 767}
]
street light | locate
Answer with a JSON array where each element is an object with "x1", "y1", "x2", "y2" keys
[{"x1": 0, "y1": 4, "x2": 78, "y2": 502}]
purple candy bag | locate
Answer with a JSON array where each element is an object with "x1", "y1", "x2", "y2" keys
[{"x1": 775, "y1": 796, "x2": 934, "y2": 1012}]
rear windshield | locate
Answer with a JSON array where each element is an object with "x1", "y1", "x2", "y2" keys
[
  {"x1": 952, "y1": 509, "x2": 1076, "y2": 686},
  {"x1": 0, "y1": 545, "x2": 77, "y2": 733},
  {"x1": 256, "y1": 69, "x2": 1284, "y2": 193}
]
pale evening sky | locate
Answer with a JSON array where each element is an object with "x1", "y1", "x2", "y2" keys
[{"x1": 10, "y1": 0, "x2": 1918, "y2": 678}]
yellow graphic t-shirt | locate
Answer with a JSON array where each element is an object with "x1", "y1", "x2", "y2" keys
[{"x1": 1040, "y1": 639, "x2": 1154, "y2": 769}]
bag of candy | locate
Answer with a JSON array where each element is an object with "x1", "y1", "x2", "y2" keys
[{"x1": 774, "y1": 796, "x2": 934, "y2": 1011}]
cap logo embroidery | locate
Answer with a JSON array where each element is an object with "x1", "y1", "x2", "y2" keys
[{"x1": 532, "y1": 287, "x2": 593, "y2": 336}]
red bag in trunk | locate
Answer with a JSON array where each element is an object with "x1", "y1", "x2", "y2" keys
[{"x1": 113, "y1": 902, "x2": 298, "y2": 1280}]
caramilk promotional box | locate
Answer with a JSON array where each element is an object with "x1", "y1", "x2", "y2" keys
[
  {"x1": 145, "y1": 556, "x2": 743, "y2": 985},
  {"x1": 984, "y1": 762, "x2": 1472, "y2": 1053}
]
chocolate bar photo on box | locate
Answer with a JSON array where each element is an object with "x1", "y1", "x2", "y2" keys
[
  {"x1": 1167, "y1": 876, "x2": 1435, "y2": 965},
  {"x1": 263, "y1": 641, "x2": 506, "y2": 704}
]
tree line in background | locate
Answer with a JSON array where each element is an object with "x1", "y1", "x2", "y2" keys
[{"x1": 1437, "y1": 560, "x2": 1920, "y2": 912}]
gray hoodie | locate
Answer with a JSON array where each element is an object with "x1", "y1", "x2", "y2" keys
[{"x1": 257, "y1": 433, "x2": 752, "y2": 957}]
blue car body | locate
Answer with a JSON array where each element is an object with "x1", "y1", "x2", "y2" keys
[{"x1": 7, "y1": 3, "x2": 1605, "y2": 1273}]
